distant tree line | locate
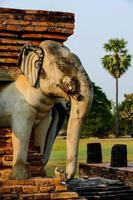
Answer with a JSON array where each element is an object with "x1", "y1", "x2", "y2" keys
[{"x1": 82, "y1": 85, "x2": 133, "y2": 138}]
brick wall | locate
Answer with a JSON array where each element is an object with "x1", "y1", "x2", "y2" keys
[
  {"x1": 0, "y1": 7, "x2": 74, "y2": 81},
  {"x1": 0, "y1": 178, "x2": 80, "y2": 199}
]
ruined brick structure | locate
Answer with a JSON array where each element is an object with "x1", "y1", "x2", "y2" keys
[
  {"x1": 0, "y1": 178, "x2": 81, "y2": 199},
  {"x1": 0, "y1": 7, "x2": 74, "y2": 81},
  {"x1": 79, "y1": 163, "x2": 133, "y2": 188}
]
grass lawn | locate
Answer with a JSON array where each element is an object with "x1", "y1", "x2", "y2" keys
[{"x1": 45, "y1": 137, "x2": 133, "y2": 177}]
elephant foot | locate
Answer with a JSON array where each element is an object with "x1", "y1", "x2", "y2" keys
[{"x1": 9, "y1": 162, "x2": 29, "y2": 180}]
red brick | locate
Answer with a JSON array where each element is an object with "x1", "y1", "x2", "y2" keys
[
  {"x1": 2, "y1": 159, "x2": 12, "y2": 166},
  {"x1": 0, "y1": 128, "x2": 12, "y2": 137},
  {"x1": 0, "y1": 45, "x2": 21, "y2": 51},
  {"x1": 55, "y1": 184, "x2": 68, "y2": 192},
  {"x1": 27, "y1": 166, "x2": 44, "y2": 171},
  {"x1": 34, "y1": 178, "x2": 61, "y2": 186},
  {"x1": 39, "y1": 185, "x2": 55, "y2": 192},
  {"x1": 2, "y1": 179, "x2": 35, "y2": 186},
  {"x1": 22, "y1": 185, "x2": 38, "y2": 193},
  {"x1": 12, "y1": 185, "x2": 22, "y2": 193},
  {"x1": 29, "y1": 171, "x2": 46, "y2": 178},
  {"x1": 50, "y1": 192, "x2": 79, "y2": 199},
  {"x1": 2, "y1": 155, "x2": 13, "y2": 161},
  {"x1": 27, "y1": 153, "x2": 43, "y2": 161},
  {"x1": 0, "y1": 156, "x2": 2, "y2": 165},
  {"x1": 0, "y1": 147, "x2": 13, "y2": 155},
  {"x1": 34, "y1": 193, "x2": 50, "y2": 200},
  {"x1": 19, "y1": 194, "x2": 34, "y2": 200},
  {"x1": 0, "y1": 7, "x2": 74, "y2": 83},
  {"x1": 0, "y1": 186, "x2": 12, "y2": 193},
  {"x1": 0, "y1": 169, "x2": 11, "y2": 179}
]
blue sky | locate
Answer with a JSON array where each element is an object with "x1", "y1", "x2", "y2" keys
[{"x1": 0, "y1": 0, "x2": 133, "y2": 102}]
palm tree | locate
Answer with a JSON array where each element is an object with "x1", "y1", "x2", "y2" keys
[{"x1": 101, "y1": 38, "x2": 131, "y2": 137}]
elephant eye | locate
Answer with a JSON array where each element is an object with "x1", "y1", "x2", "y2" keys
[{"x1": 58, "y1": 64, "x2": 65, "y2": 72}]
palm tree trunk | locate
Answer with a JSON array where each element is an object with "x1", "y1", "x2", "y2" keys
[{"x1": 116, "y1": 77, "x2": 119, "y2": 137}]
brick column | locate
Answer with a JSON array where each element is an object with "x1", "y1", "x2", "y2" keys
[{"x1": 0, "y1": 128, "x2": 46, "y2": 179}]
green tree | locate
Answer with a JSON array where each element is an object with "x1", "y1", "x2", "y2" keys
[
  {"x1": 82, "y1": 83, "x2": 113, "y2": 138},
  {"x1": 101, "y1": 38, "x2": 131, "y2": 137},
  {"x1": 119, "y1": 94, "x2": 133, "y2": 136}
]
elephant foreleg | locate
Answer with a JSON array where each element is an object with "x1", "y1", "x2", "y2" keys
[{"x1": 10, "y1": 100, "x2": 36, "y2": 180}]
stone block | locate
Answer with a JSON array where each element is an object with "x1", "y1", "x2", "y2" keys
[
  {"x1": 1, "y1": 193, "x2": 19, "y2": 200},
  {"x1": 50, "y1": 192, "x2": 79, "y2": 199},
  {"x1": 87, "y1": 143, "x2": 102, "y2": 163},
  {"x1": 39, "y1": 185, "x2": 55, "y2": 192},
  {"x1": 0, "y1": 169, "x2": 12, "y2": 179},
  {"x1": 0, "y1": 186, "x2": 12, "y2": 194},
  {"x1": 111, "y1": 144, "x2": 127, "y2": 167},
  {"x1": 34, "y1": 178, "x2": 61, "y2": 186},
  {"x1": 2, "y1": 179, "x2": 35, "y2": 186},
  {"x1": 34, "y1": 193, "x2": 50, "y2": 200},
  {"x1": 55, "y1": 184, "x2": 68, "y2": 192},
  {"x1": 22, "y1": 185, "x2": 38, "y2": 193},
  {"x1": 19, "y1": 194, "x2": 34, "y2": 200}
]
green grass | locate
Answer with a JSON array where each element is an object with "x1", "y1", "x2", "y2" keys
[{"x1": 45, "y1": 137, "x2": 133, "y2": 177}]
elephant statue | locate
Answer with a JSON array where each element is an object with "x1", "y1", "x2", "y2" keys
[{"x1": 0, "y1": 40, "x2": 93, "y2": 180}]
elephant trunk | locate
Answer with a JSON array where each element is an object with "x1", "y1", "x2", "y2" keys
[{"x1": 66, "y1": 74, "x2": 93, "y2": 180}]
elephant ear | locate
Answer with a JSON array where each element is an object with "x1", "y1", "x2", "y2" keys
[{"x1": 18, "y1": 45, "x2": 44, "y2": 87}]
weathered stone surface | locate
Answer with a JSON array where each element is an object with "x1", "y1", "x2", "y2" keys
[
  {"x1": 87, "y1": 143, "x2": 102, "y2": 163},
  {"x1": 79, "y1": 163, "x2": 133, "y2": 188},
  {"x1": 68, "y1": 177, "x2": 133, "y2": 200},
  {"x1": 111, "y1": 144, "x2": 127, "y2": 167}
]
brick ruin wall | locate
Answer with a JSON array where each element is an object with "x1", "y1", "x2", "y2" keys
[{"x1": 0, "y1": 7, "x2": 74, "y2": 81}]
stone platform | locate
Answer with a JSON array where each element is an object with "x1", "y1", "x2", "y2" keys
[
  {"x1": 0, "y1": 130, "x2": 82, "y2": 199},
  {"x1": 79, "y1": 163, "x2": 133, "y2": 188},
  {"x1": 68, "y1": 177, "x2": 133, "y2": 200}
]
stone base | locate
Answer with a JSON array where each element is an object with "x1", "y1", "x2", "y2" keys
[
  {"x1": 0, "y1": 178, "x2": 80, "y2": 200},
  {"x1": 68, "y1": 177, "x2": 133, "y2": 200},
  {"x1": 79, "y1": 163, "x2": 133, "y2": 188}
]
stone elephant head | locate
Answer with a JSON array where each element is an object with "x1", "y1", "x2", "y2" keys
[{"x1": 18, "y1": 40, "x2": 93, "y2": 180}]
